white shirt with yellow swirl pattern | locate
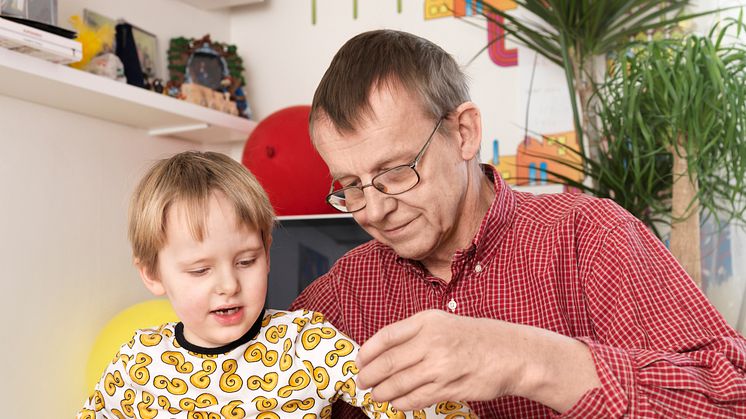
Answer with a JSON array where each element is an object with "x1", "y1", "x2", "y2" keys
[{"x1": 78, "y1": 309, "x2": 476, "y2": 418}]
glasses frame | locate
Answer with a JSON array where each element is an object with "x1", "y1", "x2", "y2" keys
[{"x1": 326, "y1": 117, "x2": 444, "y2": 213}]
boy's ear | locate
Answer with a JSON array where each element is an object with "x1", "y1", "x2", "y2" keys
[{"x1": 134, "y1": 258, "x2": 166, "y2": 296}]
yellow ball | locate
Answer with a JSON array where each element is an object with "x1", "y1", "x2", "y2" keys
[{"x1": 85, "y1": 299, "x2": 178, "y2": 391}]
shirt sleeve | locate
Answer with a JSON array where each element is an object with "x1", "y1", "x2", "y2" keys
[
  {"x1": 293, "y1": 311, "x2": 477, "y2": 418},
  {"x1": 77, "y1": 339, "x2": 136, "y2": 419},
  {"x1": 290, "y1": 270, "x2": 345, "y2": 330},
  {"x1": 561, "y1": 220, "x2": 746, "y2": 418}
]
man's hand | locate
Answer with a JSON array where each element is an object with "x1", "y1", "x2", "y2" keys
[{"x1": 355, "y1": 309, "x2": 601, "y2": 413}]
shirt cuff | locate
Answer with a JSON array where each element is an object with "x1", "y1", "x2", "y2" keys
[{"x1": 555, "y1": 338, "x2": 634, "y2": 418}]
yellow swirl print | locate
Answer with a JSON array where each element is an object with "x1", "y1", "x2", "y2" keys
[
  {"x1": 110, "y1": 408, "x2": 126, "y2": 419},
  {"x1": 413, "y1": 410, "x2": 426, "y2": 419},
  {"x1": 435, "y1": 401, "x2": 465, "y2": 414},
  {"x1": 300, "y1": 327, "x2": 337, "y2": 350},
  {"x1": 179, "y1": 393, "x2": 218, "y2": 410},
  {"x1": 252, "y1": 395, "x2": 279, "y2": 411},
  {"x1": 220, "y1": 400, "x2": 246, "y2": 419},
  {"x1": 342, "y1": 360, "x2": 358, "y2": 376},
  {"x1": 190, "y1": 359, "x2": 217, "y2": 389},
  {"x1": 92, "y1": 390, "x2": 105, "y2": 411},
  {"x1": 243, "y1": 341, "x2": 278, "y2": 366},
  {"x1": 325, "y1": 338, "x2": 354, "y2": 367},
  {"x1": 219, "y1": 359, "x2": 243, "y2": 392},
  {"x1": 310, "y1": 312, "x2": 326, "y2": 324},
  {"x1": 334, "y1": 377, "x2": 357, "y2": 399},
  {"x1": 157, "y1": 395, "x2": 182, "y2": 414},
  {"x1": 187, "y1": 412, "x2": 220, "y2": 419},
  {"x1": 265, "y1": 324, "x2": 288, "y2": 343},
  {"x1": 78, "y1": 409, "x2": 95, "y2": 419},
  {"x1": 136, "y1": 391, "x2": 157, "y2": 419},
  {"x1": 113, "y1": 352, "x2": 131, "y2": 367},
  {"x1": 126, "y1": 338, "x2": 135, "y2": 349},
  {"x1": 262, "y1": 311, "x2": 289, "y2": 327},
  {"x1": 302, "y1": 360, "x2": 330, "y2": 394},
  {"x1": 280, "y1": 338, "x2": 294, "y2": 371},
  {"x1": 139, "y1": 333, "x2": 162, "y2": 347},
  {"x1": 153, "y1": 375, "x2": 189, "y2": 395},
  {"x1": 303, "y1": 414, "x2": 317, "y2": 419},
  {"x1": 246, "y1": 372, "x2": 278, "y2": 392},
  {"x1": 293, "y1": 317, "x2": 309, "y2": 332},
  {"x1": 120, "y1": 389, "x2": 136, "y2": 417},
  {"x1": 281, "y1": 397, "x2": 316, "y2": 413},
  {"x1": 104, "y1": 370, "x2": 125, "y2": 396},
  {"x1": 278, "y1": 369, "x2": 312, "y2": 397},
  {"x1": 320, "y1": 405, "x2": 333, "y2": 419},
  {"x1": 129, "y1": 353, "x2": 152, "y2": 385},
  {"x1": 257, "y1": 413, "x2": 280, "y2": 419},
  {"x1": 162, "y1": 351, "x2": 194, "y2": 373}
]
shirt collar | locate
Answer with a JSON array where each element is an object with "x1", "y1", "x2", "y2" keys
[
  {"x1": 175, "y1": 307, "x2": 266, "y2": 355},
  {"x1": 467, "y1": 164, "x2": 517, "y2": 266}
]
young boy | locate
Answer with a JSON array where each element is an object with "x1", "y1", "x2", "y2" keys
[{"x1": 78, "y1": 151, "x2": 475, "y2": 418}]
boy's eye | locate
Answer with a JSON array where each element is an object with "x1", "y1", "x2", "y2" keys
[
  {"x1": 187, "y1": 268, "x2": 209, "y2": 276},
  {"x1": 237, "y1": 259, "x2": 256, "y2": 268}
]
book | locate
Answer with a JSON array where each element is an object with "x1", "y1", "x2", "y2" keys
[{"x1": 0, "y1": 16, "x2": 81, "y2": 64}]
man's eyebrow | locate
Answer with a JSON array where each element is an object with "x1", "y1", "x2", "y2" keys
[{"x1": 330, "y1": 154, "x2": 407, "y2": 181}]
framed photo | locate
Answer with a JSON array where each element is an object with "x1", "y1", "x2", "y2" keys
[
  {"x1": 131, "y1": 25, "x2": 158, "y2": 79},
  {"x1": 82, "y1": 8, "x2": 115, "y2": 30},
  {"x1": 82, "y1": 9, "x2": 116, "y2": 53},
  {"x1": 1, "y1": 0, "x2": 27, "y2": 18}
]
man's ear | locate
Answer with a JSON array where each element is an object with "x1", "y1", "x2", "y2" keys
[
  {"x1": 135, "y1": 258, "x2": 166, "y2": 296},
  {"x1": 452, "y1": 101, "x2": 482, "y2": 161}
]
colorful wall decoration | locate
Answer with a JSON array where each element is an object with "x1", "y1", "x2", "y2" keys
[
  {"x1": 491, "y1": 131, "x2": 584, "y2": 186},
  {"x1": 425, "y1": 0, "x2": 518, "y2": 67}
]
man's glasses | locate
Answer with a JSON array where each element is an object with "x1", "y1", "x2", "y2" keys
[{"x1": 326, "y1": 118, "x2": 443, "y2": 213}]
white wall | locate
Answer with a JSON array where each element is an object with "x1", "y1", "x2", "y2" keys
[
  {"x1": 1, "y1": 0, "x2": 744, "y2": 417},
  {"x1": 0, "y1": 1, "x2": 241, "y2": 417}
]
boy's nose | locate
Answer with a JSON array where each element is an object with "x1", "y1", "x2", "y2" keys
[{"x1": 215, "y1": 269, "x2": 241, "y2": 295}]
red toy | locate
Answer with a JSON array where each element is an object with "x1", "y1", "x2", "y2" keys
[{"x1": 242, "y1": 105, "x2": 337, "y2": 216}]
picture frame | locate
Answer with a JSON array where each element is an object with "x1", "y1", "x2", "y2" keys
[
  {"x1": 1, "y1": 0, "x2": 27, "y2": 18},
  {"x1": 130, "y1": 24, "x2": 158, "y2": 79},
  {"x1": 82, "y1": 8, "x2": 115, "y2": 31}
]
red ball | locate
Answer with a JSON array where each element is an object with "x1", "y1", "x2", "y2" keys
[{"x1": 242, "y1": 105, "x2": 337, "y2": 216}]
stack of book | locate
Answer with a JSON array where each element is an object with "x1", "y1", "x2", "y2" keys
[{"x1": 0, "y1": 16, "x2": 81, "y2": 64}]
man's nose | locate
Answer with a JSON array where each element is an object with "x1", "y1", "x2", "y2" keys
[{"x1": 361, "y1": 185, "x2": 394, "y2": 224}]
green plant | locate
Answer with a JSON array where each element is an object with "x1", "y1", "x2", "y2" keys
[
  {"x1": 528, "y1": 19, "x2": 746, "y2": 285},
  {"x1": 479, "y1": 1, "x2": 714, "y2": 176}
]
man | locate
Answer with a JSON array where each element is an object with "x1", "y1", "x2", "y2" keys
[{"x1": 291, "y1": 29, "x2": 746, "y2": 417}]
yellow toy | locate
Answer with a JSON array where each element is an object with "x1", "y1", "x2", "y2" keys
[{"x1": 68, "y1": 15, "x2": 115, "y2": 70}]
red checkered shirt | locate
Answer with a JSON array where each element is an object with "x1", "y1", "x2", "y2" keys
[{"x1": 290, "y1": 166, "x2": 746, "y2": 418}]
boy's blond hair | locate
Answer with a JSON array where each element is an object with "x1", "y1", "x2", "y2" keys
[{"x1": 128, "y1": 151, "x2": 275, "y2": 276}]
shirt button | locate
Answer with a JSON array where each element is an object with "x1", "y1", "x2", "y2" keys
[
  {"x1": 474, "y1": 263, "x2": 483, "y2": 273},
  {"x1": 447, "y1": 298, "x2": 457, "y2": 312}
]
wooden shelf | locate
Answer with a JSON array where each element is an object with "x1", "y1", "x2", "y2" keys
[
  {"x1": 0, "y1": 46, "x2": 256, "y2": 143},
  {"x1": 176, "y1": 0, "x2": 264, "y2": 10}
]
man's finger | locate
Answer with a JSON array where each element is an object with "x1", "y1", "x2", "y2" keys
[
  {"x1": 370, "y1": 361, "x2": 440, "y2": 405},
  {"x1": 389, "y1": 379, "x2": 461, "y2": 411},
  {"x1": 357, "y1": 340, "x2": 426, "y2": 389},
  {"x1": 357, "y1": 314, "x2": 424, "y2": 367}
]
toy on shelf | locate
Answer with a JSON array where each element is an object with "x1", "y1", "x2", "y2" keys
[{"x1": 167, "y1": 35, "x2": 251, "y2": 118}]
